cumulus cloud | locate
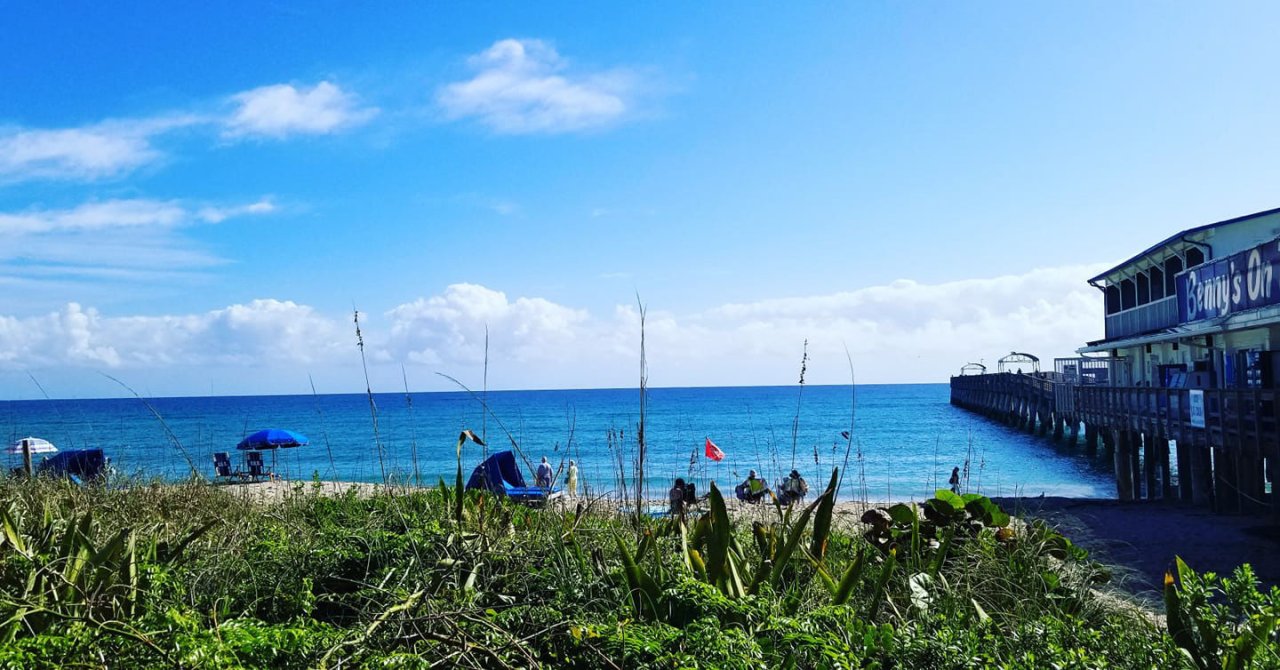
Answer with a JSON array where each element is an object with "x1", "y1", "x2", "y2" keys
[
  {"x1": 384, "y1": 283, "x2": 588, "y2": 365},
  {"x1": 0, "y1": 300, "x2": 344, "y2": 370},
  {"x1": 0, "y1": 116, "x2": 198, "y2": 182},
  {"x1": 0, "y1": 266, "x2": 1109, "y2": 391},
  {"x1": 437, "y1": 39, "x2": 634, "y2": 134},
  {"x1": 224, "y1": 82, "x2": 379, "y2": 139},
  {"x1": 376, "y1": 267, "x2": 1107, "y2": 386}
]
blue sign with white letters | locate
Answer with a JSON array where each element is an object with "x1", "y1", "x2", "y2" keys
[{"x1": 1177, "y1": 239, "x2": 1280, "y2": 323}]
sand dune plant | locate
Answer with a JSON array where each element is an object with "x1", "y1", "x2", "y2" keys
[
  {"x1": 0, "y1": 504, "x2": 212, "y2": 640},
  {"x1": 1164, "y1": 557, "x2": 1280, "y2": 670},
  {"x1": 0, "y1": 476, "x2": 1197, "y2": 668}
]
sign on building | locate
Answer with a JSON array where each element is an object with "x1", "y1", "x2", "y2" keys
[
  {"x1": 1177, "y1": 239, "x2": 1280, "y2": 323},
  {"x1": 1189, "y1": 389, "x2": 1206, "y2": 428}
]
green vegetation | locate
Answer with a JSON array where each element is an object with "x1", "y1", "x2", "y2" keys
[{"x1": 0, "y1": 472, "x2": 1275, "y2": 668}]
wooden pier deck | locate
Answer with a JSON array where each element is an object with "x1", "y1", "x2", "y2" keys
[{"x1": 950, "y1": 372, "x2": 1279, "y2": 519}]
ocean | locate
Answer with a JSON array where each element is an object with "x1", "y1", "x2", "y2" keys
[{"x1": 0, "y1": 384, "x2": 1115, "y2": 501}]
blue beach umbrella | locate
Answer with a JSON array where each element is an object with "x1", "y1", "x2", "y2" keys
[
  {"x1": 236, "y1": 429, "x2": 309, "y2": 451},
  {"x1": 236, "y1": 429, "x2": 309, "y2": 478}
]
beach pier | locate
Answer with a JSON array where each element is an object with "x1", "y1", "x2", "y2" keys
[
  {"x1": 950, "y1": 367, "x2": 1280, "y2": 520},
  {"x1": 950, "y1": 208, "x2": 1280, "y2": 521}
]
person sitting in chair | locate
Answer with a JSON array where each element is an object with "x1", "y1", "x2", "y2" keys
[
  {"x1": 735, "y1": 470, "x2": 769, "y2": 503},
  {"x1": 779, "y1": 470, "x2": 809, "y2": 505},
  {"x1": 669, "y1": 478, "x2": 689, "y2": 515}
]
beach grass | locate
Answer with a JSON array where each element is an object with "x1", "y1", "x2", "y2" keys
[{"x1": 3, "y1": 471, "x2": 1269, "y2": 668}]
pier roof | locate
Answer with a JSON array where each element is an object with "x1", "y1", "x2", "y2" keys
[{"x1": 1087, "y1": 205, "x2": 1280, "y2": 284}]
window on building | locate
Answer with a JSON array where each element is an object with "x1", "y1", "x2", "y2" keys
[
  {"x1": 1136, "y1": 272, "x2": 1150, "y2": 305},
  {"x1": 1164, "y1": 256, "x2": 1183, "y2": 295},
  {"x1": 1186, "y1": 247, "x2": 1205, "y2": 268},
  {"x1": 1121, "y1": 278, "x2": 1136, "y2": 310},
  {"x1": 1150, "y1": 266, "x2": 1165, "y2": 300},
  {"x1": 1106, "y1": 285, "x2": 1121, "y2": 315}
]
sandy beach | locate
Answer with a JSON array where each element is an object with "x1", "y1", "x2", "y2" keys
[{"x1": 994, "y1": 496, "x2": 1280, "y2": 598}]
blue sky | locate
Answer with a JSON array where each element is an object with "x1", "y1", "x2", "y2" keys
[{"x1": 3, "y1": 2, "x2": 1280, "y2": 398}]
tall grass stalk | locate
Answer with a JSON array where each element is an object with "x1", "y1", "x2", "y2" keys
[
  {"x1": 482, "y1": 325, "x2": 489, "y2": 444},
  {"x1": 836, "y1": 348, "x2": 857, "y2": 503},
  {"x1": 308, "y1": 374, "x2": 338, "y2": 481},
  {"x1": 789, "y1": 339, "x2": 808, "y2": 471},
  {"x1": 634, "y1": 297, "x2": 648, "y2": 528},
  {"x1": 101, "y1": 373, "x2": 198, "y2": 477},
  {"x1": 353, "y1": 308, "x2": 387, "y2": 486},
  {"x1": 400, "y1": 366, "x2": 421, "y2": 488},
  {"x1": 435, "y1": 373, "x2": 531, "y2": 474}
]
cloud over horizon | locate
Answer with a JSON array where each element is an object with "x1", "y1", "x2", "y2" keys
[{"x1": 0, "y1": 265, "x2": 1107, "y2": 396}]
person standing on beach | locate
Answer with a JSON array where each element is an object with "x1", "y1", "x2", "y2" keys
[
  {"x1": 536, "y1": 456, "x2": 553, "y2": 488},
  {"x1": 949, "y1": 466, "x2": 961, "y2": 494},
  {"x1": 566, "y1": 459, "x2": 578, "y2": 497}
]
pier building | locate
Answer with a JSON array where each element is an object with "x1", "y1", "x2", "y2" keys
[{"x1": 952, "y1": 206, "x2": 1280, "y2": 519}]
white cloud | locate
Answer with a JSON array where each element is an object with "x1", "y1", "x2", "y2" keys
[
  {"x1": 0, "y1": 300, "x2": 344, "y2": 370},
  {"x1": 0, "y1": 80, "x2": 376, "y2": 183},
  {"x1": 0, "y1": 266, "x2": 1109, "y2": 392},
  {"x1": 0, "y1": 115, "x2": 198, "y2": 182},
  {"x1": 224, "y1": 82, "x2": 378, "y2": 139},
  {"x1": 0, "y1": 198, "x2": 273, "y2": 235},
  {"x1": 0, "y1": 198, "x2": 276, "y2": 301},
  {"x1": 438, "y1": 39, "x2": 634, "y2": 134},
  {"x1": 384, "y1": 283, "x2": 588, "y2": 365},
  {"x1": 377, "y1": 266, "x2": 1107, "y2": 386}
]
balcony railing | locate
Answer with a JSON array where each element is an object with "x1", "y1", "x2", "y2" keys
[{"x1": 1104, "y1": 295, "x2": 1178, "y2": 340}]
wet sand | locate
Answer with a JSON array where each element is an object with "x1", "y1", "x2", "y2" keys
[{"x1": 993, "y1": 496, "x2": 1280, "y2": 598}]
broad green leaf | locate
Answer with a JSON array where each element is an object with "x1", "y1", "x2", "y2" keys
[
  {"x1": 833, "y1": 549, "x2": 866, "y2": 605},
  {"x1": 809, "y1": 467, "x2": 839, "y2": 562},
  {"x1": 931, "y1": 489, "x2": 965, "y2": 512},
  {"x1": 908, "y1": 572, "x2": 934, "y2": 611},
  {"x1": 886, "y1": 503, "x2": 916, "y2": 526},
  {"x1": 707, "y1": 483, "x2": 732, "y2": 590}
]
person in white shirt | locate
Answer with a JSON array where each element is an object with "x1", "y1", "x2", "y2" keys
[{"x1": 566, "y1": 459, "x2": 579, "y2": 497}]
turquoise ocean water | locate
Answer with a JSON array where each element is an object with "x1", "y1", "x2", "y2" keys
[{"x1": 0, "y1": 384, "x2": 1114, "y2": 501}]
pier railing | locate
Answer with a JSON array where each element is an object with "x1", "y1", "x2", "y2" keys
[
  {"x1": 950, "y1": 372, "x2": 1280, "y2": 517},
  {"x1": 1075, "y1": 385, "x2": 1279, "y2": 459}
]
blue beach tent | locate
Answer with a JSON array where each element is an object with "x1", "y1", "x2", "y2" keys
[
  {"x1": 466, "y1": 450, "x2": 561, "y2": 504},
  {"x1": 38, "y1": 448, "x2": 108, "y2": 483}
]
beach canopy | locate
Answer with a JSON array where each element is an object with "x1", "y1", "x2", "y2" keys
[
  {"x1": 236, "y1": 429, "x2": 309, "y2": 451},
  {"x1": 5, "y1": 437, "x2": 57, "y2": 455},
  {"x1": 466, "y1": 450, "x2": 562, "y2": 505},
  {"x1": 466, "y1": 450, "x2": 527, "y2": 492},
  {"x1": 39, "y1": 449, "x2": 106, "y2": 481}
]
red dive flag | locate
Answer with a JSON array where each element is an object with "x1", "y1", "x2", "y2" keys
[{"x1": 705, "y1": 437, "x2": 725, "y2": 462}]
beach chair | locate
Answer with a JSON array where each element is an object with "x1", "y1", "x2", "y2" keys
[
  {"x1": 212, "y1": 452, "x2": 240, "y2": 480},
  {"x1": 735, "y1": 479, "x2": 770, "y2": 503},
  {"x1": 245, "y1": 451, "x2": 268, "y2": 481}
]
